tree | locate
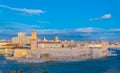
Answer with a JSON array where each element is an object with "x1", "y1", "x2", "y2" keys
[
  {"x1": 42, "y1": 71, "x2": 49, "y2": 73},
  {"x1": 28, "y1": 71, "x2": 33, "y2": 73},
  {"x1": 10, "y1": 70, "x2": 16, "y2": 73},
  {"x1": 18, "y1": 69, "x2": 24, "y2": 73}
]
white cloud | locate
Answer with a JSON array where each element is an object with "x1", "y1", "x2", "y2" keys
[
  {"x1": 90, "y1": 14, "x2": 112, "y2": 21},
  {"x1": 1, "y1": 23, "x2": 119, "y2": 35},
  {"x1": 102, "y1": 14, "x2": 111, "y2": 19},
  {"x1": 38, "y1": 29, "x2": 59, "y2": 34},
  {"x1": 36, "y1": 28, "x2": 120, "y2": 34},
  {"x1": 75, "y1": 27, "x2": 103, "y2": 32},
  {"x1": 36, "y1": 27, "x2": 105, "y2": 34},
  {"x1": 0, "y1": 22, "x2": 42, "y2": 34},
  {"x1": 109, "y1": 29, "x2": 120, "y2": 32},
  {"x1": 75, "y1": 27, "x2": 94, "y2": 32},
  {"x1": 0, "y1": 4, "x2": 45, "y2": 15},
  {"x1": 37, "y1": 29, "x2": 74, "y2": 34}
]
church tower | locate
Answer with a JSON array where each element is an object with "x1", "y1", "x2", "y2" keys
[
  {"x1": 55, "y1": 36, "x2": 59, "y2": 42},
  {"x1": 30, "y1": 30, "x2": 38, "y2": 50}
]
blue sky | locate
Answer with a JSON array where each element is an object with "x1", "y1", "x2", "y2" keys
[{"x1": 0, "y1": 0, "x2": 120, "y2": 35}]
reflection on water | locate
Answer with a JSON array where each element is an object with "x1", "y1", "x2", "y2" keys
[{"x1": 0, "y1": 56, "x2": 120, "y2": 73}]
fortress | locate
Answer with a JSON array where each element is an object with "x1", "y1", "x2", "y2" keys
[{"x1": 0, "y1": 30, "x2": 108, "y2": 62}]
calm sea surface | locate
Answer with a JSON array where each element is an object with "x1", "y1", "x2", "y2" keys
[{"x1": 0, "y1": 56, "x2": 120, "y2": 73}]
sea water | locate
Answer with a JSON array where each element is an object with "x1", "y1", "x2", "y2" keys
[{"x1": 0, "y1": 56, "x2": 120, "y2": 73}]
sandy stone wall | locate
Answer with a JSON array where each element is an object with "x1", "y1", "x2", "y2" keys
[
  {"x1": 26, "y1": 48, "x2": 92, "y2": 59},
  {"x1": 40, "y1": 48, "x2": 91, "y2": 57}
]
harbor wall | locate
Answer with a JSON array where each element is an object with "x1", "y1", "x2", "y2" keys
[
  {"x1": 6, "y1": 48, "x2": 105, "y2": 62},
  {"x1": 25, "y1": 48, "x2": 104, "y2": 61}
]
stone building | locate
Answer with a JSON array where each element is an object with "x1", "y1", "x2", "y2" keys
[
  {"x1": 12, "y1": 32, "x2": 30, "y2": 46},
  {"x1": 0, "y1": 40, "x2": 11, "y2": 48},
  {"x1": 37, "y1": 41, "x2": 62, "y2": 49}
]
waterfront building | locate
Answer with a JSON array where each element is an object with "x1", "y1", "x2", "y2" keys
[
  {"x1": 61, "y1": 40, "x2": 78, "y2": 48},
  {"x1": 88, "y1": 44, "x2": 102, "y2": 49},
  {"x1": 0, "y1": 40, "x2": 11, "y2": 48},
  {"x1": 108, "y1": 41, "x2": 120, "y2": 48},
  {"x1": 0, "y1": 44, "x2": 19, "y2": 57},
  {"x1": 12, "y1": 32, "x2": 30, "y2": 46}
]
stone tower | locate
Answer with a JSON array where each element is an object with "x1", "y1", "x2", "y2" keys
[
  {"x1": 31, "y1": 30, "x2": 37, "y2": 40},
  {"x1": 101, "y1": 41, "x2": 108, "y2": 56},
  {"x1": 30, "y1": 30, "x2": 38, "y2": 50}
]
